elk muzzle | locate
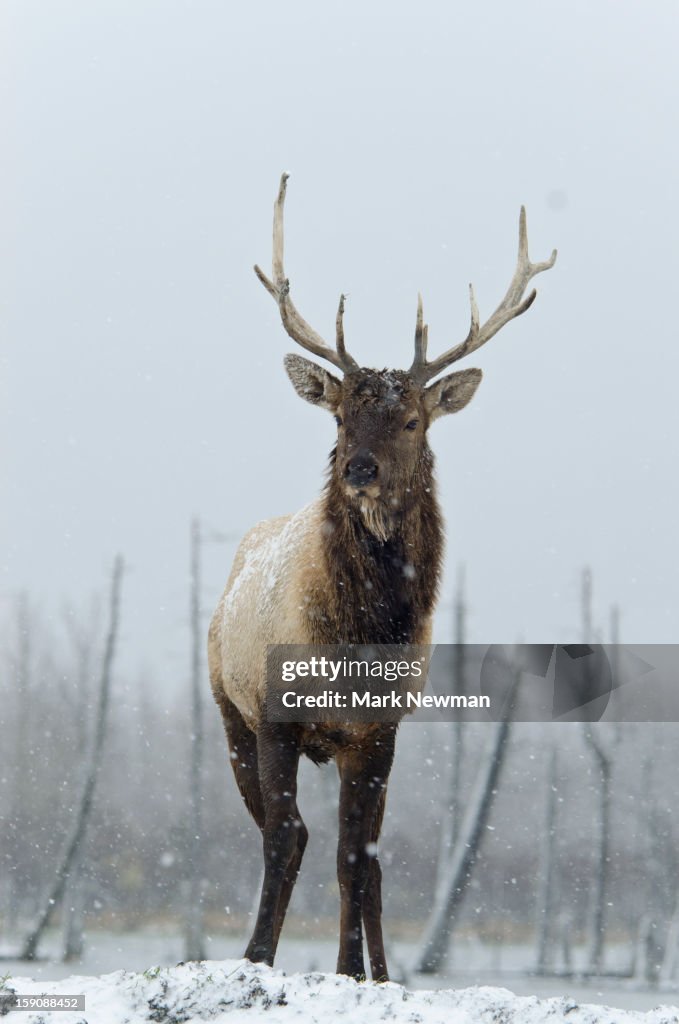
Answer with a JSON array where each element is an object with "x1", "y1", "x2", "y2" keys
[{"x1": 344, "y1": 451, "x2": 379, "y2": 490}]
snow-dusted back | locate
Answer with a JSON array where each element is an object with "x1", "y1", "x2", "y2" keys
[{"x1": 209, "y1": 501, "x2": 321, "y2": 727}]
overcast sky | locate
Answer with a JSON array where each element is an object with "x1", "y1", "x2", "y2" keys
[{"x1": 2, "y1": 0, "x2": 677, "y2": 689}]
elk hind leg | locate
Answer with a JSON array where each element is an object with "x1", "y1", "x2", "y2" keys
[
  {"x1": 272, "y1": 814, "x2": 308, "y2": 952},
  {"x1": 216, "y1": 694, "x2": 306, "y2": 960},
  {"x1": 215, "y1": 690, "x2": 265, "y2": 829},
  {"x1": 244, "y1": 722, "x2": 303, "y2": 965}
]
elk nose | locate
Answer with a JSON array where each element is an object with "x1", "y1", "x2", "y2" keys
[{"x1": 345, "y1": 452, "x2": 378, "y2": 487}]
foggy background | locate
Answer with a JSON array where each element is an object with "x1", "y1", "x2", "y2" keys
[
  {"x1": 1, "y1": 0, "x2": 678, "y2": 1010},
  {"x1": 2, "y1": 0, "x2": 677, "y2": 678}
]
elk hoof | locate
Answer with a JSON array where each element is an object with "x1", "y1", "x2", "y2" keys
[{"x1": 244, "y1": 944, "x2": 273, "y2": 966}]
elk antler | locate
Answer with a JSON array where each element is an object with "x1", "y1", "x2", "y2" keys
[
  {"x1": 254, "y1": 174, "x2": 359, "y2": 374},
  {"x1": 409, "y1": 207, "x2": 557, "y2": 384}
]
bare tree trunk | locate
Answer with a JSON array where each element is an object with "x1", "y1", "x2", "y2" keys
[
  {"x1": 434, "y1": 566, "x2": 466, "y2": 886},
  {"x1": 583, "y1": 731, "x2": 611, "y2": 974},
  {"x1": 61, "y1": 614, "x2": 94, "y2": 962},
  {"x1": 559, "y1": 911, "x2": 573, "y2": 973},
  {"x1": 62, "y1": 844, "x2": 85, "y2": 962},
  {"x1": 20, "y1": 556, "x2": 124, "y2": 961},
  {"x1": 660, "y1": 899, "x2": 679, "y2": 984},
  {"x1": 184, "y1": 519, "x2": 205, "y2": 961},
  {"x1": 581, "y1": 566, "x2": 593, "y2": 650},
  {"x1": 580, "y1": 571, "x2": 617, "y2": 976},
  {"x1": 414, "y1": 668, "x2": 517, "y2": 975},
  {"x1": 7, "y1": 595, "x2": 31, "y2": 934},
  {"x1": 535, "y1": 745, "x2": 559, "y2": 973},
  {"x1": 633, "y1": 753, "x2": 666, "y2": 984},
  {"x1": 635, "y1": 914, "x2": 663, "y2": 985}
]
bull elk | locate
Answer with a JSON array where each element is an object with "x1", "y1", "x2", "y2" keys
[{"x1": 208, "y1": 175, "x2": 556, "y2": 981}]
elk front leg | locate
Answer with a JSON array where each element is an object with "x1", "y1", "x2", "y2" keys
[
  {"x1": 336, "y1": 728, "x2": 396, "y2": 981},
  {"x1": 362, "y1": 789, "x2": 389, "y2": 981},
  {"x1": 244, "y1": 722, "x2": 302, "y2": 966}
]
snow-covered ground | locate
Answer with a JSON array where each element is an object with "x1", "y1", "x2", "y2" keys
[
  {"x1": 3, "y1": 930, "x2": 679, "y2": 1021},
  {"x1": 2, "y1": 958, "x2": 679, "y2": 1024},
  {"x1": 3, "y1": 929, "x2": 678, "y2": 1013}
]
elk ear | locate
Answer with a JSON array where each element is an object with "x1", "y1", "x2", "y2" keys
[
  {"x1": 424, "y1": 368, "x2": 483, "y2": 423},
  {"x1": 284, "y1": 353, "x2": 342, "y2": 412}
]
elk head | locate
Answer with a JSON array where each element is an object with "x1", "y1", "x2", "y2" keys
[{"x1": 255, "y1": 174, "x2": 556, "y2": 536}]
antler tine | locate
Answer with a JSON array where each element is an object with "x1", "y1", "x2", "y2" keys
[
  {"x1": 336, "y1": 293, "x2": 349, "y2": 363},
  {"x1": 409, "y1": 207, "x2": 557, "y2": 384},
  {"x1": 254, "y1": 174, "x2": 359, "y2": 374},
  {"x1": 410, "y1": 292, "x2": 428, "y2": 373}
]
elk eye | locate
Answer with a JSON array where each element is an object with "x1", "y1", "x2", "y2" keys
[
  {"x1": 335, "y1": 415, "x2": 343, "y2": 427},
  {"x1": 404, "y1": 419, "x2": 419, "y2": 431}
]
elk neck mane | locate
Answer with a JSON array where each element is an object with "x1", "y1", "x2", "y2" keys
[{"x1": 314, "y1": 444, "x2": 444, "y2": 644}]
